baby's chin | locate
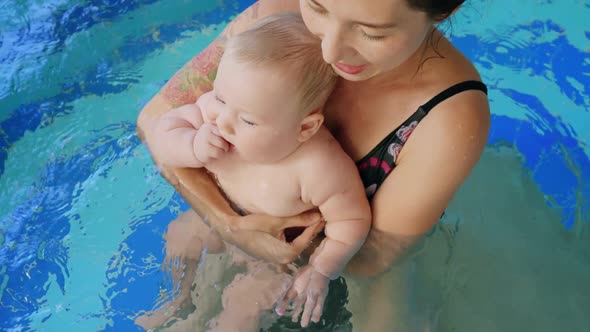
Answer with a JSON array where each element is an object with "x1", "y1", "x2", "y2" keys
[{"x1": 234, "y1": 151, "x2": 286, "y2": 164}]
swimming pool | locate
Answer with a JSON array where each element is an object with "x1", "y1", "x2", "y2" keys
[{"x1": 1, "y1": 0, "x2": 588, "y2": 331}]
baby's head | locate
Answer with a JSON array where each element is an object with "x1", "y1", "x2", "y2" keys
[
  {"x1": 210, "y1": 12, "x2": 337, "y2": 163},
  {"x1": 224, "y1": 12, "x2": 337, "y2": 115}
]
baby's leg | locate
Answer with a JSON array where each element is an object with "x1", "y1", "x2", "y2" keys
[
  {"x1": 135, "y1": 209, "x2": 225, "y2": 330},
  {"x1": 144, "y1": 250, "x2": 235, "y2": 332},
  {"x1": 164, "y1": 209, "x2": 225, "y2": 265},
  {"x1": 208, "y1": 261, "x2": 292, "y2": 332},
  {"x1": 135, "y1": 260, "x2": 198, "y2": 330}
]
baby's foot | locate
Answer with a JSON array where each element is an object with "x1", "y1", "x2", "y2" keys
[{"x1": 135, "y1": 262, "x2": 198, "y2": 330}]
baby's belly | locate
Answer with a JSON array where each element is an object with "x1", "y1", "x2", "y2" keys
[{"x1": 215, "y1": 174, "x2": 313, "y2": 217}]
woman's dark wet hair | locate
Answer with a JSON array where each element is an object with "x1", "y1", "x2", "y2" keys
[
  {"x1": 407, "y1": 0, "x2": 466, "y2": 73},
  {"x1": 406, "y1": 0, "x2": 465, "y2": 21}
]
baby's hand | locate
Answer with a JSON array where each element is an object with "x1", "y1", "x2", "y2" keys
[
  {"x1": 193, "y1": 123, "x2": 229, "y2": 165},
  {"x1": 275, "y1": 264, "x2": 330, "y2": 328}
]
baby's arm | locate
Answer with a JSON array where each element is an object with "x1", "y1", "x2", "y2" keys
[
  {"x1": 277, "y1": 137, "x2": 370, "y2": 326},
  {"x1": 151, "y1": 95, "x2": 228, "y2": 168},
  {"x1": 301, "y1": 138, "x2": 372, "y2": 279},
  {"x1": 151, "y1": 103, "x2": 205, "y2": 167}
]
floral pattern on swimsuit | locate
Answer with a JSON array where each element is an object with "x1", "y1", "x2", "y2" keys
[
  {"x1": 355, "y1": 80, "x2": 488, "y2": 200},
  {"x1": 356, "y1": 111, "x2": 425, "y2": 200}
]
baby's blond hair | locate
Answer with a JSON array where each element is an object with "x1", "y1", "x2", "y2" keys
[{"x1": 225, "y1": 12, "x2": 337, "y2": 114}]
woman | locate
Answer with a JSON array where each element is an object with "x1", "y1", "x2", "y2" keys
[{"x1": 137, "y1": 0, "x2": 489, "y2": 329}]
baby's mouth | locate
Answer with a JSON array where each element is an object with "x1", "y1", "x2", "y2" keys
[{"x1": 221, "y1": 135, "x2": 235, "y2": 151}]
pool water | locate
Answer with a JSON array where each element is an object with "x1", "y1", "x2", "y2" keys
[{"x1": 1, "y1": 0, "x2": 588, "y2": 331}]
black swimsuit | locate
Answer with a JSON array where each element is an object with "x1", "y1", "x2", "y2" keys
[{"x1": 356, "y1": 80, "x2": 488, "y2": 200}]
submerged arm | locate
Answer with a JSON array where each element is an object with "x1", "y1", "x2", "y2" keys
[
  {"x1": 275, "y1": 140, "x2": 371, "y2": 327},
  {"x1": 304, "y1": 144, "x2": 372, "y2": 279}
]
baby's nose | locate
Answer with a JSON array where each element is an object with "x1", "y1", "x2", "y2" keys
[
  {"x1": 196, "y1": 91, "x2": 218, "y2": 122},
  {"x1": 216, "y1": 112, "x2": 235, "y2": 136}
]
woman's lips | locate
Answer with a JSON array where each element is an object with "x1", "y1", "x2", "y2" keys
[{"x1": 334, "y1": 62, "x2": 366, "y2": 75}]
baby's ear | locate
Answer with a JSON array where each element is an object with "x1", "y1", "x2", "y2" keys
[{"x1": 297, "y1": 109, "x2": 324, "y2": 142}]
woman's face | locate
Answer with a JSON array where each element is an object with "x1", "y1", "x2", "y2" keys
[{"x1": 299, "y1": 0, "x2": 434, "y2": 81}]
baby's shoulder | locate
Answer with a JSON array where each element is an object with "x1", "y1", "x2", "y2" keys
[{"x1": 293, "y1": 127, "x2": 356, "y2": 174}]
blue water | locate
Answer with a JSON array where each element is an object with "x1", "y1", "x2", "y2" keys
[{"x1": 0, "y1": 0, "x2": 588, "y2": 331}]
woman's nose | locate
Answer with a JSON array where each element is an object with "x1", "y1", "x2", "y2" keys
[{"x1": 321, "y1": 27, "x2": 347, "y2": 64}]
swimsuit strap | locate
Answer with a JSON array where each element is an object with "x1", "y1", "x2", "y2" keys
[{"x1": 420, "y1": 80, "x2": 488, "y2": 113}]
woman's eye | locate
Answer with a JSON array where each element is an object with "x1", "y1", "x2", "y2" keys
[
  {"x1": 307, "y1": 0, "x2": 327, "y2": 14},
  {"x1": 361, "y1": 31, "x2": 387, "y2": 41},
  {"x1": 240, "y1": 117, "x2": 256, "y2": 126},
  {"x1": 214, "y1": 94, "x2": 226, "y2": 104}
]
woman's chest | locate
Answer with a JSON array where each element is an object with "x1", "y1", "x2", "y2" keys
[{"x1": 323, "y1": 87, "x2": 421, "y2": 162}]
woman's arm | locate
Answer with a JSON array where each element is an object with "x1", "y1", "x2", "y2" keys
[
  {"x1": 346, "y1": 89, "x2": 490, "y2": 277},
  {"x1": 137, "y1": 0, "x2": 320, "y2": 264}
]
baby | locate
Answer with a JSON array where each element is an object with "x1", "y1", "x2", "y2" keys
[{"x1": 149, "y1": 12, "x2": 371, "y2": 330}]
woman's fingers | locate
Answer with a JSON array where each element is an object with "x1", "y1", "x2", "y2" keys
[
  {"x1": 280, "y1": 210, "x2": 322, "y2": 229},
  {"x1": 237, "y1": 214, "x2": 279, "y2": 233},
  {"x1": 224, "y1": 211, "x2": 324, "y2": 265},
  {"x1": 233, "y1": 230, "x2": 296, "y2": 264},
  {"x1": 290, "y1": 219, "x2": 325, "y2": 254},
  {"x1": 238, "y1": 210, "x2": 322, "y2": 233}
]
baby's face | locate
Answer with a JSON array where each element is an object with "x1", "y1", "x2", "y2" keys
[{"x1": 207, "y1": 56, "x2": 305, "y2": 163}]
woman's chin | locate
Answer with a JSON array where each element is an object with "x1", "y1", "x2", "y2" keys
[{"x1": 333, "y1": 64, "x2": 378, "y2": 81}]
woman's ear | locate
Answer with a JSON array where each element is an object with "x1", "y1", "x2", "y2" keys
[{"x1": 297, "y1": 109, "x2": 324, "y2": 142}]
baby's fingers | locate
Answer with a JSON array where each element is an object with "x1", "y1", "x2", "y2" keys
[
  {"x1": 207, "y1": 145, "x2": 229, "y2": 159},
  {"x1": 300, "y1": 292, "x2": 318, "y2": 327},
  {"x1": 207, "y1": 131, "x2": 230, "y2": 152},
  {"x1": 290, "y1": 293, "x2": 306, "y2": 323},
  {"x1": 275, "y1": 286, "x2": 297, "y2": 316},
  {"x1": 311, "y1": 292, "x2": 326, "y2": 324}
]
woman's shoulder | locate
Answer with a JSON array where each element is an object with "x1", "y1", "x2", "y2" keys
[
  {"x1": 393, "y1": 33, "x2": 490, "y2": 170},
  {"x1": 415, "y1": 34, "x2": 489, "y2": 128}
]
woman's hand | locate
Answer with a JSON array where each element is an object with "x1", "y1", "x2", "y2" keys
[
  {"x1": 220, "y1": 210, "x2": 325, "y2": 264},
  {"x1": 275, "y1": 264, "x2": 330, "y2": 328}
]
